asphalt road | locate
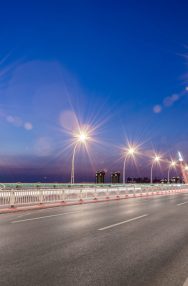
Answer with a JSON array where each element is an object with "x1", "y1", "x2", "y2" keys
[{"x1": 1, "y1": 193, "x2": 188, "y2": 286}]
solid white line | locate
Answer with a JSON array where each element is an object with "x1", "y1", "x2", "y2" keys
[
  {"x1": 11, "y1": 210, "x2": 81, "y2": 223},
  {"x1": 177, "y1": 201, "x2": 188, "y2": 206},
  {"x1": 98, "y1": 214, "x2": 148, "y2": 231},
  {"x1": 183, "y1": 278, "x2": 188, "y2": 286}
]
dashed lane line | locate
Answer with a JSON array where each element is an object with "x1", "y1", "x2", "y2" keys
[
  {"x1": 177, "y1": 201, "x2": 188, "y2": 206},
  {"x1": 98, "y1": 214, "x2": 148, "y2": 231}
]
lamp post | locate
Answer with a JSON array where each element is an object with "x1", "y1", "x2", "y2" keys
[
  {"x1": 150, "y1": 155, "x2": 161, "y2": 184},
  {"x1": 123, "y1": 147, "x2": 136, "y2": 184},
  {"x1": 167, "y1": 161, "x2": 176, "y2": 184},
  {"x1": 71, "y1": 131, "x2": 88, "y2": 184}
]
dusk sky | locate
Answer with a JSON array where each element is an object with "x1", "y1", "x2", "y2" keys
[{"x1": 0, "y1": 0, "x2": 188, "y2": 182}]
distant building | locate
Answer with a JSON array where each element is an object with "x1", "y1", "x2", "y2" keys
[
  {"x1": 96, "y1": 170, "x2": 105, "y2": 184},
  {"x1": 143, "y1": 177, "x2": 150, "y2": 183},
  {"x1": 126, "y1": 177, "x2": 155, "y2": 183},
  {"x1": 160, "y1": 176, "x2": 181, "y2": 184},
  {"x1": 111, "y1": 172, "x2": 120, "y2": 184},
  {"x1": 127, "y1": 177, "x2": 136, "y2": 183},
  {"x1": 160, "y1": 178, "x2": 168, "y2": 184},
  {"x1": 171, "y1": 176, "x2": 181, "y2": 183}
]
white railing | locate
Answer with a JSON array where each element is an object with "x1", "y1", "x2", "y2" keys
[{"x1": 0, "y1": 184, "x2": 187, "y2": 208}]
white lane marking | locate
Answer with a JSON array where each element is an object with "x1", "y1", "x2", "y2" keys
[
  {"x1": 11, "y1": 210, "x2": 81, "y2": 224},
  {"x1": 183, "y1": 278, "x2": 188, "y2": 286},
  {"x1": 98, "y1": 214, "x2": 148, "y2": 231},
  {"x1": 177, "y1": 201, "x2": 188, "y2": 206}
]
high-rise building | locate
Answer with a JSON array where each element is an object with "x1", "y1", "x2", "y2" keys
[
  {"x1": 111, "y1": 172, "x2": 120, "y2": 184},
  {"x1": 96, "y1": 170, "x2": 105, "y2": 184}
]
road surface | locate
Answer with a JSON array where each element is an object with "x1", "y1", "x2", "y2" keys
[{"x1": 1, "y1": 193, "x2": 188, "y2": 286}]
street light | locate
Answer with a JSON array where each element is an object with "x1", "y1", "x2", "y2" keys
[
  {"x1": 167, "y1": 161, "x2": 176, "y2": 184},
  {"x1": 150, "y1": 155, "x2": 161, "y2": 184},
  {"x1": 123, "y1": 146, "x2": 137, "y2": 184},
  {"x1": 71, "y1": 130, "x2": 89, "y2": 184},
  {"x1": 185, "y1": 166, "x2": 188, "y2": 171}
]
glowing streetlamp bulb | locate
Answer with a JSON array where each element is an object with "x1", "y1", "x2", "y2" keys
[
  {"x1": 185, "y1": 166, "x2": 188, "y2": 171},
  {"x1": 170, "y1": 161, "x2": 176, "y2": 167},
  {"x1": 78, "y1": 132, "x2": 88, "y2": 143},
  {"x1": 154, "y1": 156, "x2": 160, "y2": 162},
  {"x1": 128, "y1": 147, "x2": 135, "y2": 155}
]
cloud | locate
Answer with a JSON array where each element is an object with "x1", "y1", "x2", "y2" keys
[
  {"x1": 0, "y1": 109, "x2": 33, "y2": 131},
  {"x1": 153, "y1": 87, "x2": 188, "y2": 114},
  {"x1": 24, "y1": 122, "x2": 33, "y2": 130},
  {"x1": 163, "y1": 94, "x2": 179, "y2": 107},
  {"x1": 153, "y1": 105, "x2": 162, "y2": 113}
]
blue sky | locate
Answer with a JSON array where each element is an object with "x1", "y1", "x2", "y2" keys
[{"x1": 0, "y1": 0, "x2": 188, "y2": 182}]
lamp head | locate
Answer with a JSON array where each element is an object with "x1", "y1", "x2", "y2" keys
[
  {"x1": 170, "y1": 161, "x2": 176, "y2": 167},
  {"x1": 154, "y1": 155, "x2": 160, "y2": 162},
  {"x1": 152, "y1": 154, "x2": 161, "y2": 163},
  {"x1": 78, "y1": 132, "x2": 88, "y2": 143},
  {"x1": 127, "y1": 147, "x2": 136, "y2": 156}
]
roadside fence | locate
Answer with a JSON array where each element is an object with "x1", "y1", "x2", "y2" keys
[{"x1": 0, "y1": 184, "x2": 187, "y2": 208}]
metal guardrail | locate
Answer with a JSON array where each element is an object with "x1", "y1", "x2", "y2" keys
[{"x1": 0, "y1": 184, "x2": 187, "y2": 208}]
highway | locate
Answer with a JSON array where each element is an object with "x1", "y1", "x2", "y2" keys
[{"x1": 1, "y1": 193, "x2": 188, "y2": 286}]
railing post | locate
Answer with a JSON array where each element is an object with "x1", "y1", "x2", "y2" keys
[
  {"x1": 94, "y1": 187, "x2": 97, "y2": 200},
  {"x1": 146, "y1": 186, "x2": 149, "y2": 196},
  {"x1": 85, "y1": 189, "x2": 88, "y2": 200},
  {"x1": 126, "y1": 186, "x2": 130, "y2": 197},
  {"x1": 106, "y1": 187, "x2": 109, "y2": 199},
  {"x1": 124, "y1": 186, "x2": 127, "y2": 198},
  {"x1": 10, "y1": 189, "x2": 15, "y2": 208},
  {"x1": 61, "y1": 189, "x2": 65, "y2": 202},
  {"x1": 140, "y1": 187, "x2": 143, "y2": 197},
  {"x1": 156, "y1": 186, "x2": 159, "y2": 195},
  {"x1": 116, "y1": 186, "x2": 120, "y2": 198},
  {"x1": 151, "y1": 186, "x2": 154, "y2": 195},
  {"x1": 39, "y1": 189, "x2": 43, "y2": 204},
  {"x1": 79, "y1": 189, "x2": 83, "y2": 202},
  {"x1": 133, "y1": 185, "x2": 136, "y2": 197},
  {"x1": 161, "y1": 185, "x2": 164, "y2": 195}
]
